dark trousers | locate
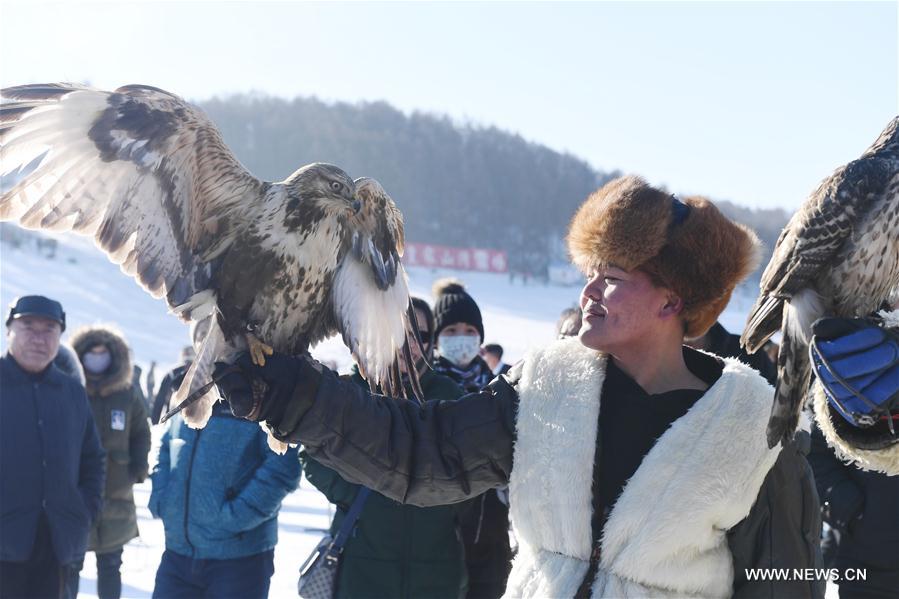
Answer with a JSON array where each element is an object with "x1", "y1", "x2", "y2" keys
[
  {"x1": 62, "y1": 548, "x2": 124, "y2": 599},
  {"x1": 0, "y1": 514, "x2": 62, "y2": 599},
  {"x1": 152, "y1": 549, "x2": 274, "y2": 599}
]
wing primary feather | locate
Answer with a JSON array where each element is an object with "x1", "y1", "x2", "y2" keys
[
  {"x1": 391, "y1": 359, "x2": 404, "y2": 400},
  {"x1": 407, "y1": 301, "x2": 432, "y2": 370},
  {"x1": 402, "y1": 332, "x2": 426, "y2": 404}
]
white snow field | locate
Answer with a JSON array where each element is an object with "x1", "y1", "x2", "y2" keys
[{"x1": 1, "y1": 229, "x2": 835, "y2": 598}]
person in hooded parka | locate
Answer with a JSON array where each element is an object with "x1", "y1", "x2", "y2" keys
[{"x1": 65, "y1": 325, "x2": 151, "y2": 599}]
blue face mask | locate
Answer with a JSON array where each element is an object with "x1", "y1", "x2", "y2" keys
[
  {"x1": 83, "y1": 350, "x2": 112, "y2": 374},
  {"x1": 438, "y1": 334, "x2": 481, "y2": 368}
]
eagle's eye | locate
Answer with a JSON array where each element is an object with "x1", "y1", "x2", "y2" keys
[{"x1": 329, "y1": 181, "x2": 343, "y2": 193}]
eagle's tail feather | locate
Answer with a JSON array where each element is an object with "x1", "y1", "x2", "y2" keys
[
  {"x1": 174, "y1": 316, "x2": 226, "y2": 429},
  {"x1": 741, "y1": 294, "x2": 783, "y2": 354},
  {"x1": 765, "y1": 319, "x2": 812, "y2": 448}
]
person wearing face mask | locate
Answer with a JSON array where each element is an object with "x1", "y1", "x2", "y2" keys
[
  {"x1": 430, "y1": 280, "x2": 513, "y2": 599},
  {"x1": 66, "y1": 326, "x2": 151, "y2": 599},
  {"x1": 299, "y1": 296, "x2": 470, "y2": 599},
  {"x1": 431, "y1": 279, "x2": 495, "y2": 393}
]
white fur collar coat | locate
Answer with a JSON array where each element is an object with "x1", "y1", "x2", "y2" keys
[{"x1": 504, "y1": 337, "x2": 781, "y2": 599}]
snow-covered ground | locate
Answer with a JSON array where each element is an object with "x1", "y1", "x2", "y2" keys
[{"x1": 1, "y1": 228, "x2": 835, "y2": 598}]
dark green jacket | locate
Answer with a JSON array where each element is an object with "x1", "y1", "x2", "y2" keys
[
  {"x1": 300, "y1": 368, "x2": 467, "y2": 599},
  {"x1": 72, "y1": 326, "x2": 152, "y2": 554}
]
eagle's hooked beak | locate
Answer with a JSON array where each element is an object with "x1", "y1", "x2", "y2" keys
[{"x1": 351, "y1": 198, "x2": 362, "y2": 214}]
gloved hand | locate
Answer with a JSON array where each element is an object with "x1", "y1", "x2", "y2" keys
[
  {"x1": 810, "y1": 317, "x2": 899, "y2": 429},
  {"x1": 214, "y1": 352, "x2": 303, "y2": 422}
]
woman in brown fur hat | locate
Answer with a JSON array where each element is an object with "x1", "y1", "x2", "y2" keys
[
  {"x1": 213, "y1": 176, "x2": 823, "y2": 598},
  {"x1": 65, "y1": 325, "x2": 151, "y2": 599}
]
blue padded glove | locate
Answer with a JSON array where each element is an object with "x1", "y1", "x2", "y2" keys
[{"x1": 810, "y1": 317, "x2": 899, "y2": 429}]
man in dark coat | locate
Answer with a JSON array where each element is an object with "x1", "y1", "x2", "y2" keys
[
  {"x1": 213, "y1": 178, "x2": 823, "y2": 598},
  {"x1": 807, "y1": 425, "x2": 899, "y2": 598},
  {"x1": 65, "y1": 325, "x2": 152, "y2": 599},
  {"x1": 151, "y1": 345, "x2": 193, "y2": 424},
  {"x1": 686, "y1": 320, "x2": 778, "y2": 385},
  {"x1": 481, "y1": 344, "x2": 511, "y2": 376},
  {"x1": 1, "y1": 295, "x2": 106, "y2": 598}
]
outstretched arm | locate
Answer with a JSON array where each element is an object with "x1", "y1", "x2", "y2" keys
[{"x1": 215, "y1": 354, "x2": 519, "y2": 507}]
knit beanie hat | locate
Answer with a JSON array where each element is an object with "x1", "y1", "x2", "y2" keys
[
  {"x1": 567, "y1": 175, "x2": 761, "y2": 338},
  {"x1": 432, "y1": 279, "x2": 485, "y2": 342}
]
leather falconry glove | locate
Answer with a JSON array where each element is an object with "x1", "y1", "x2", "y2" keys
[{"x1": 213, "y1": 352, "x2": 304, "y2": 423}]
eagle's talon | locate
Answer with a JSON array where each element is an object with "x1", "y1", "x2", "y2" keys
[{"x1": 246, "y1": 333, "x2": 274, "y2": 367}]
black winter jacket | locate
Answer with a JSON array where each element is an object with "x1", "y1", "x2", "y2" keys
[
  {"x1": 151, "y1": 362, "x2": 189, "y2": 424},
  {"x1": 699, "y1": 322, "x2": 778, "y2": 385},
  {"x1": 264, "y1": 358, "x2": 823, "y2": 598},
  {"x1": 807, "y1": 425, "x2": 899, "y2": 595},
  {"x1": 0, "y1": 354, "x2": 106, "y2": 565}
]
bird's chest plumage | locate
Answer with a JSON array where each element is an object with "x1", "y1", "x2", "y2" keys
[
  {"x1": 826, "y1": 192, "x2": 899, "y2": 314},
  {"x1": 237, "y1": 208, "x2": 346, "y2": 352}
]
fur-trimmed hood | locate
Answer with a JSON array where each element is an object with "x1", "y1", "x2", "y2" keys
[
  {"x1": 566, "y1": 176, "x2": 761, "y2": 338},
  {"x1": 70, "y1": 325, "x2": 133, "y2": 397}
]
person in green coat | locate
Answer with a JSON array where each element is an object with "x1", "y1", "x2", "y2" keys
[
  {"x1": 65, "y1": 325, "x2": 151, "y2": 599},
  {"x1": 300, "y1": 297, "x2": 468, "y2": 599}
]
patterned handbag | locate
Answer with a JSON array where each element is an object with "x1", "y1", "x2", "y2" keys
[{"x1": 297, "y1": 487, "x2": 372, "y2": 599}]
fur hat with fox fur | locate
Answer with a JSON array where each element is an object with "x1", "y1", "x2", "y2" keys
[{"x1": 567, "y1": 175, "x2": 761, "y2": 338}]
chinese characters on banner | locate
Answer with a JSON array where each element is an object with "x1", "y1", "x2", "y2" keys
[{"x1": 404, "y1": 243, "x2": 508, "y2": 273}]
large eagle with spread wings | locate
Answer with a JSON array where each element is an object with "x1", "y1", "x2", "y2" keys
[
  {"x1": 741, "y1": 116, "x2": 899, "y2": 448},
  {"x1": 1, "y1": 83, "x2": 423, "y2": 432}
]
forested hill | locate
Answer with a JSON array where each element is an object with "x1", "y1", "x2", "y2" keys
[{"x1": 199, "y1": 94, "x2": 789, "y2": 278}]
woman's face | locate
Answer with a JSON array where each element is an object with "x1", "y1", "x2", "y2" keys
[
  {"x1": 82, "y1": 343, "x2": 113, "y2": 375},
  {"x1": 437, "y1": 322, "x2": 482, "y2": 367}
]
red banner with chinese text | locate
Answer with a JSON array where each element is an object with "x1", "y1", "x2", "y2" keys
[{"x1": 403, "y1": 243, "x2": 508, "y2": 273}]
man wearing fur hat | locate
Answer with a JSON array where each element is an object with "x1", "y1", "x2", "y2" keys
[
  {"x1": 65, "y1": 325, "x2": 151, "y2": 599},
  {"x1": 213, "y1": 176, "x2": 823, "y2": 598}
]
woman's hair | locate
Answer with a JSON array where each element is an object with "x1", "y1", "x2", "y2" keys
[{"x1": 410, "y1": 296, "x2": 435, "y2": 347}]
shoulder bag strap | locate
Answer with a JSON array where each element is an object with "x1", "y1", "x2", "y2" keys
[{"x1": 327, "y1": 487, "x2": 372, "y2": 557}]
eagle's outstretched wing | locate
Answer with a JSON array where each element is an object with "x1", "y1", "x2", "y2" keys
[
  {"x1": 331, "y1": 177, "x2": 415, "y2": 397},
  {"x1": 1, "y1": 83, "x2": 264, "y2": 319}
]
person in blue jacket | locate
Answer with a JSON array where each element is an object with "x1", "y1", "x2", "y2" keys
[
  {"x1": 1, "y1": 295, "x2": 106, "y2": 599},
  {"x1": 149, "y1": 400, "x2": 302, "y2": 599}
]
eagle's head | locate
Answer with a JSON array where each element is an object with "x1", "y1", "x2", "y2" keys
[{"x1": 283, "y1": 163, "x2": 361, "y2": 223}]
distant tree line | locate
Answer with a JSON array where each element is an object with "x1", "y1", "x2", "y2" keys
[{"x1": 197, "y1": 95, "x2": 788, "y2": 280}]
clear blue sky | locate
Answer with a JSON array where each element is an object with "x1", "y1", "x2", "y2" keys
[{"x1": 1, "y1": 0, "x2": 895, "y2": 210}]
